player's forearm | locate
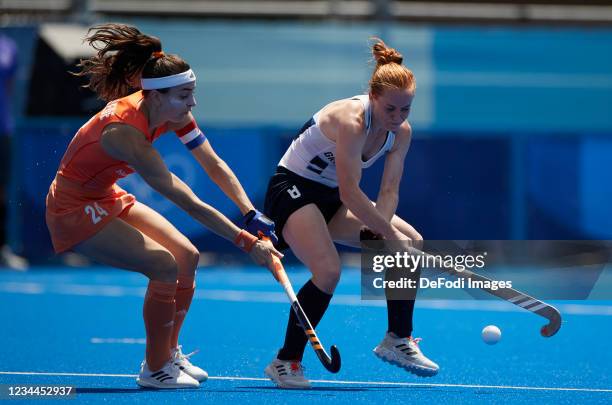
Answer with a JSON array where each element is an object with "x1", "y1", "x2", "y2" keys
[
  {"x1": 178, "y1": 193, "x2": 242, "y2": 242},
  {"x1": 339, "y1": 186, "x2": 396, "y2": 239},
  {"x1": 206, "y1": 160, "x2": 254, "y2": 215},
  {"x1": 184, "y1": 199, "x2": 242, "y2": 242},
  {"x1": 375, "y1": 190, "x2": 399, "y2": 222},
  {"x1": 150, "y1": 173, "x2": 241, "y2": 241}
]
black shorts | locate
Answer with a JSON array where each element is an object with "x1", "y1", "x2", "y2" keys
[{"x1": 264, "y1": 166, "x2": 342, "y2": 250}]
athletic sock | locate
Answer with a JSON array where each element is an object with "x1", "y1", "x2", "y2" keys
[
  {"x1": 143, "y1": 280, "x2": 177, "y2": 371},
  {"x1": 277, "y1": 279, "x2": 332, "y2": 361},
  {"x1": 170, "y1": 274, "x2": 196, "y2": 349},
  {"x1": 386, "y1": 299, "x2": 416, "y2": 338},
  {"x1": 385, "y1": 265, "x2": 421, "y2": 338}
]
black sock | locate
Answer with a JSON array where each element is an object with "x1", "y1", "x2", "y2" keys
[
  {"x1": 386, "y1": 299, "x2": 416, "y2": 338},
  {"x1": 277, "y1": 279, "x2": 332, "y2": 361},
  {"x1": 385, "y1": 266, "x2": 421, "y2": 338}
]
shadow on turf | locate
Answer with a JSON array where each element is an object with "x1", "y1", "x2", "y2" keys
[
  {"x1": 238, "y1": 386, "x2": 465, "y2": 394},
  {"x1": 237, "y1": 386, "x2": 402, "y2": 392},
  {"x1": 75, "y1": 387, "x2": 374, "y2": 394},
  {"x1": 76, "y1": 386, "x2": 445, "y2": 394},
  {"x1": 76, "y1": 388, "x2": 200, "y2": 394}
]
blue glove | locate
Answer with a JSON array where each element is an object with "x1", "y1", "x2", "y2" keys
[{"x1": 243, "y1": 209, "x2": 278, "y2": 244}]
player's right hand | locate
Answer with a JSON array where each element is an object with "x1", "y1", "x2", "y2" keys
[
  {"x1": 249, "y1": 238, "x2": 284, "y2": 275},
  {"x1": 388, "y1": 229, "x2": 421, "y2": 255}
]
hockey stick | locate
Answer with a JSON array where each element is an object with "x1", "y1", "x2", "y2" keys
[
  {"x1": 262, "y1": 236, "x2": 341, "y2": 373},
  {"x1": 434, "y1": 262, "x2": 562, "y2": 337},
  {"x1": 361, "y1": 229, "x2": 562, "y2": 337}
]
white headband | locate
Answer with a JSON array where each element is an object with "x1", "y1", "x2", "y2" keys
[{"x1": 141, "y1": 69, "x2": 196, "y2": 90}]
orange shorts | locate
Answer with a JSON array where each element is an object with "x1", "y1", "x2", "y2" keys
[{"x1": 45, "y1": 175, "x2": 136, "y2": 253}]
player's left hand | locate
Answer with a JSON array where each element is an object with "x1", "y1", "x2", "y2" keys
[{"x1": 243, "y1": 209, "x2": 278, "y2": 244}]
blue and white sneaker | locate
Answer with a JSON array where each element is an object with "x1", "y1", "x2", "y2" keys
[
  {"x1": 373, "y1": 333, "x2": 439, "y2": 377},
  {"x1": 172, "y1": 346, "x2": 208, "y2": 382}
]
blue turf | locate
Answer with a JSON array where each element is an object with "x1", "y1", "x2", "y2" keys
[{"x1": 0, "y1": 266, "x2": 611, "y2": 404}]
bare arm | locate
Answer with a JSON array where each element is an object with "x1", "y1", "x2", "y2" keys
[
  {"x1": 167, "y1": 113, "x2": 254, "y2": 215},
  {"x1": 375, "y1": 123, "x2": 412, "y2": 221},
  {"x1": 190, "y1": 140, "x2": 254, "y2": 215},
  {"x1": 100, "y1": 123, "x2": 242, "y2": 241},
  {"x1": 335, "y1": 120, "x2": 400, "y2": 240}
]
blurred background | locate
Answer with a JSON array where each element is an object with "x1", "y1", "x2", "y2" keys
[{"x1": 1, "y1": 0, "x2": 611, "y2": 267}]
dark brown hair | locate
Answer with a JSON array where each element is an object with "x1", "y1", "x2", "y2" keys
[
  {"x1": 369, "y1": 37, "x2": 415, "y2": 96},
  {"x1": 72, "y1": 23, "x2": 190, "y2": 101}
]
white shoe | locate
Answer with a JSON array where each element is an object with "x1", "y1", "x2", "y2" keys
[
  {"x1": 0, "y1": 245, "x2": 28, "y2": 271},
  {"x1": 172, "y1": 345, "x2": 208, "y2": 382},
  {"x1": 264, "y1": 358, "x2": 311, "y2": 389},
  {"x1": 136, "y1": 358, "x2": 200, "y2": 389},
  {"x1": 373, "y1": 333, "x2": 439, "y2": 377}
]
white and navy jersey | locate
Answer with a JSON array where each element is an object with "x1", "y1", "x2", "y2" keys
[{"x1": 278, "y1": 95, "x2": 396, "y2": 188}]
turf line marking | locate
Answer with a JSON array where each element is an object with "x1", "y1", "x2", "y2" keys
[
  {"x1": 90, "y1": 338, "x2": 146, "y2": 344},
  {"x1": 3, "y1": 281, "x2": 612, "y2": 316},
  {"x1": 0, "y1": 371, "x2": 136, "y2": 378},
  {"x1": 1, "y1": 371, "x2": 611, "y2": 393}
]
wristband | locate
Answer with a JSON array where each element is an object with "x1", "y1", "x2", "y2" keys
[
  {"x1": 175, "y1": 119, "x2": 206, "y2": 150},
  {"x1": 234, "y1": 229, "x2": 258, "y2": 252}
]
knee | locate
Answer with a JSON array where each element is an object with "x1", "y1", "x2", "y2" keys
[
  {"x1": 146, "y1": 250, "x2": 178, "y2": 283},
  {"x1": 310, "y1": 256, "x2": 341, "y2": 293},
  {"x1": 178, "y1": 244, "x2": 200, "y2": 273},
  {"x1": 189, "y1": 247, "x2": 200, "y2": 269}
]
